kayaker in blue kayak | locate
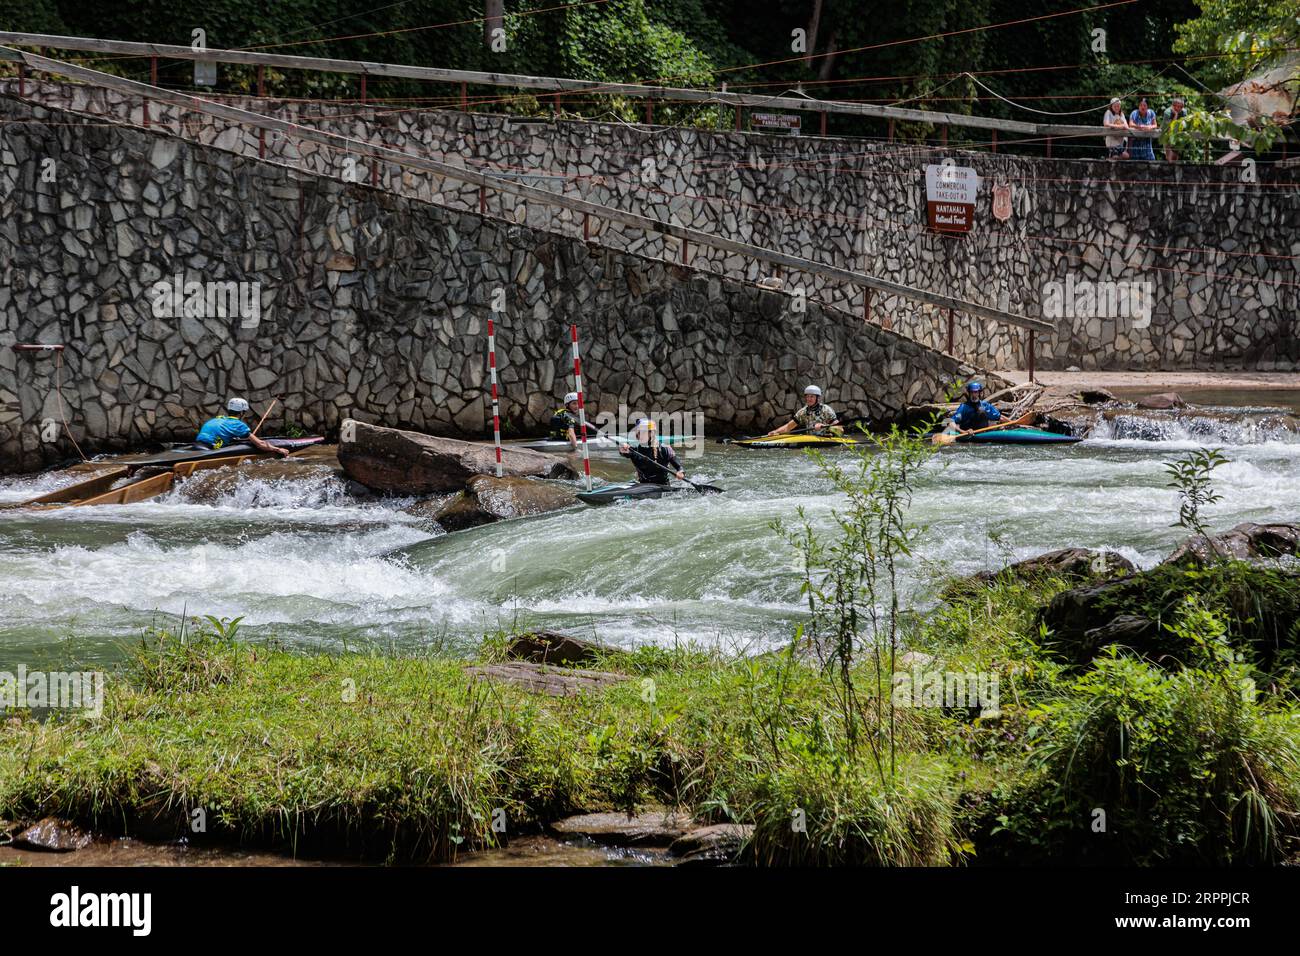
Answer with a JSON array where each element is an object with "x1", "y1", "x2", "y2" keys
[
  {"x1": 619, "y1": 419, "x2": 685, "y2": 485},
  {"x1": 949, "y1": 382, "x2": 1002, "y2": 433},
  {"x1": 765, "y1": 385, "x2": 841, "y2": 436},
  {"x1": 195, "y1": 397, "x2": 290, "y2": 456}
]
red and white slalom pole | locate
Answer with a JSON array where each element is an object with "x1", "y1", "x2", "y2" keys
[
  {"x1": 487, "y1": 317, "x2": 503, "y2": 477},
  {"x1": 570, "y1": 323, "x2": 593, "y2": 492}
]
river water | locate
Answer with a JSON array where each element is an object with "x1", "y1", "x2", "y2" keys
[{"x1": 2, "y1": 403, "x2": 1298, "y2": 667}]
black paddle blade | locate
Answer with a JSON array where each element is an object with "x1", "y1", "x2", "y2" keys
[{"x1": 691, "y1": 483, "x2": 725, "y2": 495}]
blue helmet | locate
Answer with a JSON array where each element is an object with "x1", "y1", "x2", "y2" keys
[{"x1": 964, "y1": 381, "x2": 984, "y2": 400}]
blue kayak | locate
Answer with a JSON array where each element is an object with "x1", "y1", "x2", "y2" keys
[{"x1": 955, "y1": 427, "x2": 1081, "y2": 445}]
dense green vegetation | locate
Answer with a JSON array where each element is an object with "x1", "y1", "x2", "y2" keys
[{"x1": 0, "y1": 1, "x2": 1291, "y2": 154}]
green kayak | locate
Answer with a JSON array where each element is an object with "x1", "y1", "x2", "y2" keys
[{"x1": 577, "y1": 481, "x2": 696, "y2": 506}]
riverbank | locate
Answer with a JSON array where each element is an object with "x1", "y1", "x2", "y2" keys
[{"x1": 4, "y1": 532, "x2": 1299, "y2": 866}]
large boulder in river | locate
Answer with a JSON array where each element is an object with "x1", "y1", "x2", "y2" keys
[
  {"x1": 407, "y1": 475, "x2": 577, "y2": 531},
  {"x1": 963, "y1": 548, "x2": 1136, "y2": 588},
  {"x1": 1162, "y1": 522, "x2": 1300, "y2": 567},
  {"x1": 338, "y1": 421, "x2": 575, "y2": 495}
]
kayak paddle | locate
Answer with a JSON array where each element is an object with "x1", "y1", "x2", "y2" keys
[
  {"x1": 931, "y1": 412, "x2": 1033, "y2": 446},
  {"x1": 623, "y1": 446, "x2": 724, "y2": 495}
]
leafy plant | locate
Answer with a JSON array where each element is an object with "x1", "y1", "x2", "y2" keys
[{"x1": 1164, "y1": 447, "x2": 1227, "y2": 556}]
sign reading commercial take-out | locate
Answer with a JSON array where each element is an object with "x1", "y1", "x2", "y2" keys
[{"x1": 924, "y1": 163, "x2": 979, "y2": 234}]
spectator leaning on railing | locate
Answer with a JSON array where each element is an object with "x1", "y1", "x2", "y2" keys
[
  {"x1": 1162, "y1": 96, "x2": 1186, "y2": 162},
  {"x1": 1103, "y1": 97, "x2": 1130, "y2": 160},
  {"x1": 1128, "y1": 97, "x2": 1158, "y2": 161}
]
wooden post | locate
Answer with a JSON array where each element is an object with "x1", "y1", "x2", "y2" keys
[
  {"x1": 991, "y1": 129, "x2": 997, "y2": 153},
  {"x1": 360, "y1": 73, "x2": 367, "y2": 104},
  {"x1": 1027, "y1": 331, "x2": 1036, "y2": 383},
  {"x1": 681, "y1": 237, "x2": 688, "y2": 264},
  {"x1": 583, "y1": 212, "x2": 590, "y2": 241},
  {"x1": 644, "y1": 98, "x2": 653, "y2": 125},
  {"x1": 888, "y1": 120, "x2": 895, "y2": 143},
  {"x1": 460, "y1": 81, "x2": 468, "y2": 110},
  {"x1": 735, "y1": 107, "x2": 742, "y2": 131},
  {"x1": 18, "y1": 61, "x2": 24, "y2": 97},
  {"x1": 257, "y1": 66, "x2": 266, "y2": 158},
  {"x1": 941, "y1": 124, "x2": 947, "y2": 147},
  {"x1": 479, "y1": 185, "x2": 486, "y2": 215},
  {"x1": 553, "y1": 92, "x2": 561, "y2": 115},
  {"x1": 820, "y1": 111, "x2": 827, "y2": 136},
  {"x1": 1045, "y1": 136, "x2": 1053, "y2": 158},
  {"x1": 143, "y1": 55, "x2": 156, "y2": 127},
  {"x1": 863, "y1": 287, "x2": 872, "y2": 324},
  {"x1": 946, "y1": 308, "x2": 954, "y2": 354}
]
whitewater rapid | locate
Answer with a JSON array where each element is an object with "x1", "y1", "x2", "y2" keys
[{"x1": 2, "y1": 413, "x2": 1298, "y2": 665}]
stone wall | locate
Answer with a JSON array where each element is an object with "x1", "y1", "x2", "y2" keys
[
  {"x1": 5, "y1": 77, "x2": 1296, "y2": 371},
  {"x1": 0, "y1": 93, "x2": 989, "y2": 473}
]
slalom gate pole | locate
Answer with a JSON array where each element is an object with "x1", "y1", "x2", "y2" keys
[
  {"x1": 488, "y1": 317, "x2": 503, "y2": 477},
  {"x1": 570, "y1": 324, "x2": 593, "y2": 492}
]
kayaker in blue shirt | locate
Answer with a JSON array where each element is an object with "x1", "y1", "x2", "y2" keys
[
  {"x1": 195, "y1": 397, "x2": 290, "y2": 456},
  {"x1": 950, "y1": 382, "x2": 1002, "y2": 433}
]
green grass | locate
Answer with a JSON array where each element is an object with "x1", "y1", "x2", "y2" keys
[{"x1": 3, "y1": 566, "x2": 1298, "y2": 865}]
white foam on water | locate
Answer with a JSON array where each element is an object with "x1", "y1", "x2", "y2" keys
[{"x1": 4, "y1": 415, "x2": 1300, "y2": 661}]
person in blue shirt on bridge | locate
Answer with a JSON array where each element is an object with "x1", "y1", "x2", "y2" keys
[
  {"x1": 949, "y1": 382, "x2": 1002, "y2": 433},
  {"x1": 195, "y1": 397, "x2": 290, "y2": 456}
]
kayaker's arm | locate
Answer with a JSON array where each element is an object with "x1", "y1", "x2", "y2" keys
[
  {"x1": 247, "y1": 434, "x2": 291, "y2": 457},
  {"x1": 765, "y1": 419, "x2": 798, "y2": 437}
]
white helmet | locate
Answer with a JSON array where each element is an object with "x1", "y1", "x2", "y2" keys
[
  {"x1": 226, "y1": 397, "x2": 250, "y2": 414},
  {"x1": 804, "y1": 385, "x2": 823, "y2": 397},
  {"x1": 564, "y1": 392, "x2": 579, "y2": 404}
]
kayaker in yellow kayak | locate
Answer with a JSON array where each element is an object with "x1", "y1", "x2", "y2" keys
[
  {"x1": 948, "y1": 381, "x2": 1002, "y2": 433},
  {"x1": 765, "y1": 385, "x2": 841, "y2": 437}
]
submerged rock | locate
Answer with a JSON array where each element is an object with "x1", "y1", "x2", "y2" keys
[
  {"x1": 551, "y1": 811, "x2": 694, "y2": 847},
  {"x1": 1134, "y1": 391, "x2": 1188, "y2": 410},
  {"x1": 174, "y1": 457, "x2": 345, "y2": 502},
  {"x1": 670, "y1": 823, "x2": 753, "y2": 866},
  {"x1": 409, "y1": 475, "x2": 577, "y2": 531},
  {"x1": 339, "y1": 421, "x2": 575, "y2": 495}
]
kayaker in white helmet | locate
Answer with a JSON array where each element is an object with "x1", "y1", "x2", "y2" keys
[
  {"x1": 765, "y1": 385, "x2": 841, "y2": 437},
  {"x1": 619, "y1": 418, "x2": 686, "y2": 484},
  {"x1": 194, "y1": 397, "x2": 290, "y2": 456},
  {"x1": 548, "y1": 391, "x2": 594, "y2": 450}
]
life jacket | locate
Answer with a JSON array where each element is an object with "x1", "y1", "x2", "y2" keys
[{"x1": 548, "y1": 407, "x2": 577, "y2": 440}]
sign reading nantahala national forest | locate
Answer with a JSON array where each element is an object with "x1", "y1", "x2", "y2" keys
[{"x1": 925, "y1": 163, "x2": 978, "y2": 233}]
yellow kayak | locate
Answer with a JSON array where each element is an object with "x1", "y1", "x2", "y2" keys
[{"x1": 727, "y1": 433, "x2": 868, "y2": 449}]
